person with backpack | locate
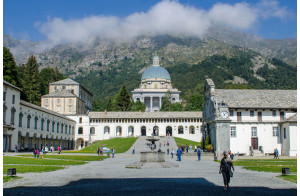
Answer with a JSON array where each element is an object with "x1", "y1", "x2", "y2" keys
[
  {"x1": 219, "y1": 151, "x2": 234, "y2": 191},
  {"x1": 171, "y1": 149, "x2": 174, "y2": 158},
  {"x1": 197, "y1": 148, "x2": 201, "y2": 161},
  {"x1": 33, "y1": 149, "x2": 37, "y2": 158}
]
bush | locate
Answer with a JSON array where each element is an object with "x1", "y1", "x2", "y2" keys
[{"x1": 205, "y1": 144, "x2": 213, "y2": 151}]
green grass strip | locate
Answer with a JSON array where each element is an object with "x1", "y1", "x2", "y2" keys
[
  {"x1": 3, "y1": 164, "x2": 64, "y2": 174},
  {"x1": 19, "y1": 155, "x2": 107, "y2": 161},
  {"x1": 173, "y1": 137, "x2": 200, "y2": 149},
  {"x1": 243, "y1": 166, "x2": 297, "y2": 173},
  {"x1": 278, "y1": 175, "x2": 297, "y2": 183},
  {"x1": 4, "y1": 156, "x2": 86, "y2": 166},
  {"x1": 3, "y1": 176, "x2": 22, "y2": 183},
  {"x1": 63, "y1": 137, "x2": 138, "y2": 154}
]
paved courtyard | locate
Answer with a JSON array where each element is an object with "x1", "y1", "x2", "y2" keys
[{"x1": 3, "y1": 137, "x2": 297, "y2": 195}]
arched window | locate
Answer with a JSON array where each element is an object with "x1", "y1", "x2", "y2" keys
[
  {"x1": 41, "y1": 118, "x2": 44, "y2": 130},
  {"x1": 34, "y1": 116, "x2": 38, "y2": 129},
  {"x1": 72, "y1": 126, "x2": 74, "y2": 135},
  {"x1": 47, "y1": 120, "x2": 50, "y2": 131},
  {"x1": 69, "y1": 125, "x2": 71, "y2": 135},
  {"x1": 19, "y1": 113, "x2": 23, "y2": 127},
  {"x1": 189, "y1": 126, "x2": 195, "y2": 134},
  {"x1": 57, "y1": 123, "x2": 59, "y2": 133},
  {"x1": 27, "y1": 115, "x2": 31, "y2": 128},
  {"x1": 78, "y1": 127, "x2": 83, "y2": 134},
  {"x1": 61, "y1": 123, "x2": 64, "y2": 133},
  {"x1": 3, "y1": 104, "x2": 7, "y2": 124},
  {"x1": 104, "y1": 126, "x2": 110, "y2": 134},
  {"x1": 90, "y1": 127, "x2": 95, "y2": 134},
  {"x1": 10, "y1": 107, "x2": 16, "y2": 125},
  {"x1": 65, "y1": 125, "x2": 68, "y2": 134},
  {"x1": 52, "y1": 121, "x2": 55, "y2": 132},
  {"x1": 178, "y1": 126, "x2": 184, "y2": 134}
]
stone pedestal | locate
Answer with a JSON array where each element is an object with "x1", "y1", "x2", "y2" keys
[{"x1": 140, "y1": 151, "x2": 165, "y2": 162}]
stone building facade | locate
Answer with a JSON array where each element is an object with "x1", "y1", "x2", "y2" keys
[
  {"x1": 68, "y1": 112, "x2": 203, "y2": 149},
  {"x1": 3, "y1": 80, "x2": 76, "y2": 152},
  {"x1": 132, "y1": 56, "x2": 180, "y2": 112},
  {"x1": 203, "y1": 78, "x2": 297, "y2": 158},
  {"x1": 41, "y1": 78, "x2": 93, "y2": 115}
]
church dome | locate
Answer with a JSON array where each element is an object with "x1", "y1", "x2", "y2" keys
[{"x1": 141, "y1": 66, "x2": 171, "y2": 80}]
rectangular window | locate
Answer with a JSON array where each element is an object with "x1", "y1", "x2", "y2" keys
[
  {"x1": 11, "y1": 110, "x2": 15, "y2": 125},
  {"x1": 284, "y1": 128, "x2": 286, "y2": 139},
  {"x1": 62, "y1": 86, "x2": 66, "y2": 89},
  {"x1": 3, "y1": 91, "x2": 6, "y2": 101},
  {"x1": 79, "y1": 117, "x2": 82, "y2": 123},
  {"x1": 69, "y1": 99, "x2": 72, "y2": 104},
  {"x1": 280, "y1": 112, "x2": 285, "y2": 121},
  {"x1": 57, "y1": 99, "x2": 60, "y2": 104},
  {"x1": 19, "y1": 114, "x2": 23, "y2": 127},
  {"x1": 230, "y1": 127, "x2": 236, "y2": 137},
  {"x1": 237, "y1": 112, "x2": 242, "y2": 122},
  {"x1": 45, "y1": 99, "x2": 48, "y2": 104},
  {"x1": 272, "y1": 127, "x2": 278, "y2": 136},
  {"x1": 272, "y1": 110, "x2": 276, "y2": 117},
  {"x1": 57, "y1": 106, "x2": 60, "y2": 112},
  {"x1": 52, "y1": 122, "x2": 55, "y2": 132},
  {"x1": 41, "y1": 120, "x2": 44, "y2": 131},
  {"x1": 12, "y1": 95, "x2": 15, "y2": 104},
  {"x1": 257, "y1": 112, "x2": 262, "y2": 122},
  {"x1": 229, "y1": 110, "x2": 234, "y2": 116},
  {"x1": 69, "y1": 106, "x2": 72, "y2": 112},
  {"x1": 251, "y1": 127, "x2": 257, "y2": 137},
  {"x1": 250, "y1": 110, "x2": 254, "y2": 117},
  {"x1": 3, "y1": 110, "x2": 6, "y2": 124},
  {"x1": 27, "y1": 116, "x2": 31, "y2": 128}
]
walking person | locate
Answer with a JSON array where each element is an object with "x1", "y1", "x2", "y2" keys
[
  {"x1": 37, "y1": 149, "x2": 40, "y2": 158},
  {"x1": 275, "y1": 148, "x2": 279, "y2": 159},
  {"x1": 177, "y1": 147, "x2": 182, "y2": 161},
  {"x1": 132, "y1": 147, "x2": 135, "y2": 155},
  {"x1": 14, "y1": 145, "x2": 18, "y2": 153},
  {"x1": 189, "y1": 145, "x2": 192, "y2": 153},
  {"x1": 167, "y1": 148, "x2": 169, "y2": 155},
  {"x1": 219, "y1": 151, "x2": 234, "y2": 191},
  {"x1": 100, "y1": 147, "x2": 103, "y2": 156},
  {"x1": 186, "y1": 144, "x2": 188, "y2": 153},
  {"x1": 197, "y1": 148, "x2": 201, "y2": 161},
  {"x1": 33, "y1": 148, "x2": 36, "y2": 158},
  {"x1": 97, "y1": 147, "x2": 100, "y2": 156},
  {"x1": 171, "y1": 149, "x2": 174, "y2": 158},
  {"x1": 112, "y1": 148, "x2": 115, "y2": 158},
  {"x1": 57, "y1": 146, "x2": 60, "y2": 154},
  {"x1": 60, "y1": 145, "x2": 62, "y2": 154}
]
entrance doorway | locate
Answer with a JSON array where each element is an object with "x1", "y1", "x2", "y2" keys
[
  {"x1": 166, "y1": 126, "x2": 172, "y2": 136},
  {"x1": 141, "y1": 126, "x2": 146, "y2": 136},
  {"x1": 251, "y1": 138, "x2": 258, "y2": 150},
  {"x1": 153, "y1": 126, "x2": 159, "y2": 136}
]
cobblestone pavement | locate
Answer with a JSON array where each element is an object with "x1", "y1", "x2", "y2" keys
[{"x1": 3, "y1": 137, "x2": 297, "y2": 195}]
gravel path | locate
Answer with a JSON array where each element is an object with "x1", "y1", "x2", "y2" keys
[{"x1": 3, "y1": 137, "x2": 297, "y2": 195}]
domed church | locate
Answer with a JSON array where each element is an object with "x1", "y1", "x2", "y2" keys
[{"x1": 132, "y1": 56, "x2": 180, "y2": 112}]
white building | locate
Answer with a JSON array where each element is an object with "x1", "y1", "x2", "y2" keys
[
  {"x1": 203, "y1": 78, "x2": 297, "y2": 158},
  {"x1": 132, "y1": 56, "x2": 180, "y2": 112},
  {"x1": 3, "y1": 80, "x2": 76, "y2": 152},
  {"x1": 68, "y1": 112, "x2": 203, "y2": 149}
]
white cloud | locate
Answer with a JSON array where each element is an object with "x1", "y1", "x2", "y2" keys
[{"x1": 36, "y1": 0, "x2": 292, "y2": 46}]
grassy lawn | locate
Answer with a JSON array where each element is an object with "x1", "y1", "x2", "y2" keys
[
  {"x1": 4, "y1": 156, "x2": 86, "y2": 166},
  {"x1": 3, "y1": 176, "x2": 22, "y2": 183},
  {"x1": 19, "y1": 155, "x2": 107, "y2": 161},
  {"x1": 173, "y1": 137, "x2": 200, "y2": 149},
  {"x1": 63, "y1": 137, "x2": 138, "y2": 154},
  {"x1": 3, "y1": 165, "x2": 64, "y2": 174},
  {"x1": 226, "y1": 159, "x2": 297, "y2": 183}
]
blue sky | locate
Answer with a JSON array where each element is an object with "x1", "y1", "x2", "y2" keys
[{"x1": 4, "y1": 0, "x2": 297, "y2": 42}]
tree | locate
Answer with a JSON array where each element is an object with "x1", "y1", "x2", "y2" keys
[
  {"x1": 183, "y1": 83, "x2": 204, "y2": 111},
  {"x1": 3, "y1": 47, "x2": 19, "y2": 86},
  {"x1": 170, "y1": 102, "x2": 183, "y2": 111},
  {"x1": 114, "y1": 83, "x2": 132, "y2": 111},
  {"x1": 93, "y1": 98, "x2": 106, "y2": 112},
  {"x1": 21, "y1": 55, "x2": 41, "y2": 105},
  {"x1": 131, "y1": 100, "x2": 146, "y2": 111},
  {"x1": 39, "y1": 67, "x2": 66, "y2": 95},
  {"x1": 160, "y1": 90, "x2": 172, "y2": 111}
]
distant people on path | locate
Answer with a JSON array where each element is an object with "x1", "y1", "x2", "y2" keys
[
  {"x1": 186, "y1": 144, "x2": 188, "y2": 153},
  {"x1": 132, "y1": 147, "x2": 135, "y2": 154},
  {"x1": 274, "y1": 148, "x2": 279, "y2": 159},
  {"x1": 14, "y1": 145, "x2": 18, "y2": 153},
  {"x1": 194, "y1": 146, "x2": 197, "y2": 152},
  {"x1": 158, "y1": 148, "x2": 162, "y2": 152},
  {"x1": 57, "y1": 146, "x2": 60, "y2": 154},
  {"x1": 189, "y1": 145, "x2": 192, "y2": 152},
  {"x1": 164, "y1": 141, "x2": 166, "y2": 146},
  {"x1": 171, "y1": 149, "x2": 174, "y2": 158},
  {"x1": 167, "y1": 148, "x2": 169, "y2": 155},
  {"x1": 219, "y1": 151, "x2": 234, "y2": 191},
  {"x1": 177, "y1": 147, "x2": 182, "y2": 161},
  {"x1": 60, "y1": 145, "x2": 62, "y2": 154},
  {"x1": 100, "y1": 147, "x2": 103, "y2": 155},
  {"x1": 197, "y1": 148, "x2": 201, "y2": 161},
  {"x1": 228, "y1": 150, "x2": 234, "y2": 160},
  {"x1": 33, "y1": 149, "x2": 37, "y2": 158},
  {"x1": 45, "y1": 146, "x2": 48, "y2": 154},
  {"x1": 112, "y1": 148, "x2": 115, "y2": 158}
]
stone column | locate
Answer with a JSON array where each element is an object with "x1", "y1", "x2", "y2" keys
[{"x1": 150, "y1": 96, "x2": 153, "y2": 112}]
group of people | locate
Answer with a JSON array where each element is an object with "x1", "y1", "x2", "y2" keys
[
  {"x1": 97, "y1": 147, "x2": 103, "y2": 156},
  {"x1": 32, "y1": 145, "x2": 63, "y2": 158}
]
